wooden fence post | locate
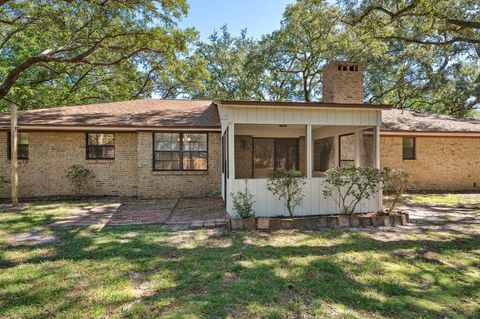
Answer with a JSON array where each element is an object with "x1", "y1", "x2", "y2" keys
[{"x1": 11, "y1": 104, "x2": 18, "y2": 207}]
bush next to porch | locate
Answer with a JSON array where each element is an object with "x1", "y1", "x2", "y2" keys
[
  {"x1": 231, "y1": 180, "x2": 255, "y2": 219},
  {"x1": 267, "y1": 169, "x2": 306, "y2": 218},
  {"x1": 323, "y1": 166, "x2": 383, "y2": 215},
  {"x1": 382, "y1": 167, "x2": 410, "y2": 213}
]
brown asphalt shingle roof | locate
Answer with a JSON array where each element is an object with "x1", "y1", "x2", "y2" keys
[
  {"x1": 0, "y1": 99, "x2": 220, "y2": 128},
  {"x1": 0, "y1": 99, "x2": 478, "y2": 133},
  {"x1": 382, "y1": 109, "x2": 480, "y2": 133}
]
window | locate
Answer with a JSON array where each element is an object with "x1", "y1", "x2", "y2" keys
[
  {"x1": 402, "y1": 137, "x2": 415, "y2": 160},
  {"x1": 7, "y1": 132, "x2": 29, "y2": 160},
  {"x1": 339, "y1": 133, "x2": 355, "y2": 166},
  {"x1": 86, "y1": 133, "x2": 115, "y2": 159},
  {"x1": 253, "y1": 138, "x2": 298, "y2": 178},
  {"x1": 314, "y1": 136, "x2": 335, "y2": 172},
  {"x1": 153, "y1": 133, "x2": 208, "y2": 171}
]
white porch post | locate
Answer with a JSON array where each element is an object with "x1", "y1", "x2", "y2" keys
[
  {"x1": 228, "y1": 123, "x2": 235, "y2": 180},
  {"x1": 306, "y1": 124, "x2": 312, "y2": 178}
]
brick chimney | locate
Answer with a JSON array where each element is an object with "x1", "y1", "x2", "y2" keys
[{"x1": 322, "y1": 61, "x2": 363, "y2": 104}]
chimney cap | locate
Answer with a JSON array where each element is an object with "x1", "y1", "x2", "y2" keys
[{"x1": 323, "y1": 61, "x2": 364, "y2": 71}]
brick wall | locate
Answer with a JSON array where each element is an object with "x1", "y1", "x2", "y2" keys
[
  {"x1": 2, "y1": 131, "x2": 478, "y2": 198},
  {"x1": 381, "y1": 136, "x2": 480, "y2": 191},
  {"x1": 0, "y1": 131, "x2": 222, "y2": 199},
  {"x1": 136, "y1": 132, "x2": 221, "y2": 198},
  {"x1": 0, "y1": 131, "x2": 138, "y2": 198},
  {"x1": 323, "y1": 62, "x2": 363, "y2": 104}
]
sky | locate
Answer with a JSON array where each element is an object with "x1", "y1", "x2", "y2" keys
[{"x1": 179, "y1": 0, "x2": 296, "y2": 40}]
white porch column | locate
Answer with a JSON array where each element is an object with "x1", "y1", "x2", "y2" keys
[
  {"x1": 306, "y1": 124, "x2": 312, "y2": 178},
  {"x1": 228, "y1": 123, "x2": 235, "y2": 180}
]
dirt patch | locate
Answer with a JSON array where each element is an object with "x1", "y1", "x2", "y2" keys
[
  {"x1": 360, "y1": 201, "x2": 480, "y2": 242},
  {"x1": 8, "y1": 230, "x2": 57, "y2": 246}
]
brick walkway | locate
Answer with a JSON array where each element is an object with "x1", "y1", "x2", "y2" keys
[
  {"x1": 48, "y1": 198, "x2": 228, "y2": 229},
  {"x1": 107, "y1": 199, "x2": 177, "y2": 226}
]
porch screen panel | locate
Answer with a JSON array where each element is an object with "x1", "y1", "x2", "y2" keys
[
  {"x1": 339, "y1": 134, "x2": 355, "y2": 167},
  {"x1": 253, "y1": 138, "x2": 274, "y2": 178},
  {"x1": 314, "y1": 136, "x2": 334, "y2": 172},
  {"x1": 360, "y1": 128, "x2": 375, "y2": 167},
  {"x1": 275, "y1": 139, "x2": 298, "y2": 171}
]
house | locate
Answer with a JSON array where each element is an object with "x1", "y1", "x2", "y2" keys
[{"x1": 0, "y1": 61, "x2": 479, "y2": 217}]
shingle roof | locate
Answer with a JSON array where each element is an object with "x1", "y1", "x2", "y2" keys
[
  {"x1": 1, "y1": 99, "x2": 479, "y2": 133},
  {"x1": 381, "y1": 109, "x2": 480, "y2": 133},
  {"x1": 0, "y1": 99, "x2": 220, "y2": 128}
]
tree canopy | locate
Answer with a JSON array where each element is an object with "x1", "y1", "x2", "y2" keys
[
  {"x1": 196, "y1": 0, "x2": 479, "y2": 117},
  {"x1": 0, "y1": 0, "x2": 478, "y2": 118},
  {"x1": 0, "y1": 0, "x2": 207, "y2": 111}
]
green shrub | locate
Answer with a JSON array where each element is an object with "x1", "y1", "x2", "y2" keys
[
  {"x1": 267, "y1": 169, "x2": 306, "y2": 218},
  {"x1": 231, "y1": 180, "x2": 255, "y2": 219},
  {"x1": 65, "y1": 165, "x2": 91, "y2": 194},
  {"x1": 382, "y1": 167, "x2": 410, "y2": 213},
  {"x1": 323, "y1": 166, "x2": 383, "y2": 215},
  {"x1": 0, "y1": 176, "x2": 9, "y2": 187}
]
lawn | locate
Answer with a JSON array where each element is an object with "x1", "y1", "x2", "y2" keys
[{"x1": 0, "y1": 197, "x2": 479, "y2": 318}]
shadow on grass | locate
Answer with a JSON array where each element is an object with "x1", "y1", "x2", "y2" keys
[
  {"x1": 1, "y1": 224, "x2": 480, "y2": 318},
  {"x1": 1, "y1": 201, "x2": 480, "y2": 318}
]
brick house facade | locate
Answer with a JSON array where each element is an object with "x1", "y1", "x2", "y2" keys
[
  {"x1": 381, "y1": 136, "x2": 480, "y2": 191},
  {"x1": 0, "y1": 131, "x2": 221, "y2": 198},
  {"x1": 0, "y1": 61, "x2": 479, "y2": 206}
]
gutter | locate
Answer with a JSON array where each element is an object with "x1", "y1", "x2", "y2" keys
[
  {"x1": 0, "y1": 125, "x2": 222, "y2": 132},
  {"x1": 380, "y1": 130, "x2": 480, "y2": 137}
]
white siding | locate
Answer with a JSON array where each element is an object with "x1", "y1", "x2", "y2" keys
[
  {"x1": 221, "y1": 105, "x2": 383, "y2": 217},
  {"x1": 219, "y1": 106, "x2": 379, "y2": 126},
  {"x1": 227, "y1": 178, "x2": 379, "y2": 217}
]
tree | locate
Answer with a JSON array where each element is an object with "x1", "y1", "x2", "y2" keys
[
  {"x1": 260, "y1": 0, "x2": 357, "y2": 102},
  {"x1": 341, "y1": 0, "x2": 480, "y2": 46},
  {"x1": 341, "y1": 0, "x2": 480, "y2": 116},
  {"x1": 267, "y1": 169, "x2": 306, "y2": 218},
  {"x1": 195, "y1": 0, "x2": 478, "y2": 117},
  {"x1": 192, "y1": 25, "x2": 266, "y2": 100},
  {"x1": 0, "y1": 0, "x2": 208, "y2": 111}
]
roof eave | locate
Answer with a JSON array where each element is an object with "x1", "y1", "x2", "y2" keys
[{"x1": 214, "y1": 100, "x2": 391, "y2": 110}]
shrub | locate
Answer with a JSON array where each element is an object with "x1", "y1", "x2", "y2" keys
[
  {"x1": 65, "y1": 165, "x2": 91, "y2": 194},
  {"x1": 0, "y1": 176, "x2": 9, "y2": 186},
  {"x1": 323, "y1": 166, "x2": 383, "y2": 215},
  {"x1": 231, "y1": 180, "x2": 255, "y2": 219},
  {"x1": 382, "y1": 167, "x2": 410, "y2": 213},
  {"x1": 267, "y1": 169, "x2": 306, "y2": 218}
]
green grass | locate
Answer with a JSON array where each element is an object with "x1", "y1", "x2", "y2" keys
[
  {"x1": 1, "y1": 198, "x2": 479, "y2": 318},
  {"x1": 404, "y1": 193, "x2": 480, "y2": 208}
]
